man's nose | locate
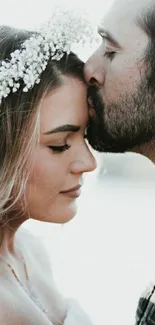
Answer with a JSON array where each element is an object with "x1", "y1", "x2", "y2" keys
[{"x1": 84, "y1": 48, "x2": 105, "y2": 86}]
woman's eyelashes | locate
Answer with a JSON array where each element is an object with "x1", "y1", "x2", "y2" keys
[
  {"x1": 48, "y1": 144, "x2": 71, "y2": 153},
  {"x1": 48, "y1": 129, "x2": 88, "y2": 153}
]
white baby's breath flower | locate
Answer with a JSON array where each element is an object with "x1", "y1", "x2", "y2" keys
[{"x1": 0, "y1": 7, "x2": 96, "y2": 104}]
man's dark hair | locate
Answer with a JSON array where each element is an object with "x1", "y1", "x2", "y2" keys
[{"x1": 137, "y1": 5, "x2": 155, "y2": 88}]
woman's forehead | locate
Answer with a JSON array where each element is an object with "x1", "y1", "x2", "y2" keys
[{"x1": 39, "y1": 77, "x2": 88, "y2": 133}]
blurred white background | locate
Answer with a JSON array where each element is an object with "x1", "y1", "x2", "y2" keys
[{"x1": 1, "y1": 1, "x2": 155, "y2": 324}]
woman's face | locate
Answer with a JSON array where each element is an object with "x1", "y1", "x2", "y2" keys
[{"x1": 25, "y1": 76, "x2": 96, "y2": 223}]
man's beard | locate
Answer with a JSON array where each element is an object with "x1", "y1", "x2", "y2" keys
[{"x1": 86, "y1": 76, "x2": 155, "y2": 153}]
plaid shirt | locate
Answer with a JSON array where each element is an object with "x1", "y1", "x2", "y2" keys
[{"x1": 135, "y1": 283, "x2": 155, "y2": 325}]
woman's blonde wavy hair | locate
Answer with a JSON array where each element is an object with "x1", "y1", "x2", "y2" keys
[{"x1": 0, "y1": 25, "x2": 84, "y2": 232}]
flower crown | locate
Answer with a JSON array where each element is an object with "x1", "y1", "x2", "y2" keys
[{"x1": 0, "y1": 8, "x2": 96, "y2": 104}]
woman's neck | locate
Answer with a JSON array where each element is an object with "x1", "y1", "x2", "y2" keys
[
  {"x1": 0, "y1": 227, "x2": 17, "y2": 256},
  {"x1": 0, "y1": 212, "x2": 26, "y2": 257}
]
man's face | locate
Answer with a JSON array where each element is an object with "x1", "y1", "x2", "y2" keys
[{"x1": 84, "y1": 0, "x2": 155, "y2": 153}]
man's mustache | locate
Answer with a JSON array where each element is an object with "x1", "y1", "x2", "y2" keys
[
  {"x1": 87, "y1": 85, "x2": 104, "y2": 119},
  {"x1": 86, "y1": 85, "x2": 106, "y2": 152},
  {"x1": 87, "y1": 85, "x2": 101, "y2": 109}
]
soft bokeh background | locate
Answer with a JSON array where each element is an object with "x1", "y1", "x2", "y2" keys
[{"x1": 1, "y1": 1, "x2": 155, "y2": 324}]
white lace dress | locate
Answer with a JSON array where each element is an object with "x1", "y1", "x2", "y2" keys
[{"x1": 64, "y1": 298, "x2": 94, "y2": 325}]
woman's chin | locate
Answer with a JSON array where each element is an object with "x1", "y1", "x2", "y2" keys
[
  {"x1": 33, "y1": 201, "x2": 78, "y2": 224},
  {"x1": 54, "y1": 203, "x2": 78, "y2": 224}
]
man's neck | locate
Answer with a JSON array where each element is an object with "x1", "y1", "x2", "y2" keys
[{"x1": 132, "y1": 139, "x2": 155, "y2": 163}]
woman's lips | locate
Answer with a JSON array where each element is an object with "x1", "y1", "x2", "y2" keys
[{"x1": 60, "y1": 185, "x2": 82, "y2": 198}]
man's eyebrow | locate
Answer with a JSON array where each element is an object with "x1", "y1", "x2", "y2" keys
[
  {"x1": 98, "y1": 27, "x2": 121, "y2": 48},
  {"x1": 44, "y1": 124, "x2": 80, "y2": 135}
]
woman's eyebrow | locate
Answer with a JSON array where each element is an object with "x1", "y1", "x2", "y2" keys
[{"x1": 44, "y1": 124, "x2": 80, "y2": 135}]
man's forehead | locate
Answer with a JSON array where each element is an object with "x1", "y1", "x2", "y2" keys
[
  {"x1": 98, "y1": 0, "x2": 150, "y2": 49},
  {"x1": 101, "y1": 0, "x2": 154, "y2": 26}
]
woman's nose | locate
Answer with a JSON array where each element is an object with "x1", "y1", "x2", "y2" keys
[{"x1": 70, "y1": 148, "x2": 97, "y2": 175}]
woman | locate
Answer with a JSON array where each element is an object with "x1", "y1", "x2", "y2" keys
[{"x1": 0, "y1": 10, "x2": 96, "y2": 325}]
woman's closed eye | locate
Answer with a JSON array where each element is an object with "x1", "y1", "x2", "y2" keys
[
  {"x1": 48, "y1": 144, "x2": 71, "y2": 153},
  {"x1": 48, "y1": 128, "x2": 88, "y2": 153}
]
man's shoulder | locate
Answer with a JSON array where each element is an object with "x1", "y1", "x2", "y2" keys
[{"x1": 135, "y1": 282, "x2": 155, "y2": 324}]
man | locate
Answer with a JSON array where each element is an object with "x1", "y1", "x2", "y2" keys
[
  {"x1": 85, "y1": 0, "x2": 155, "y2": 159},
  {"x1": 84, "y1": 0, "x2": 155, "y2": 323}
]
